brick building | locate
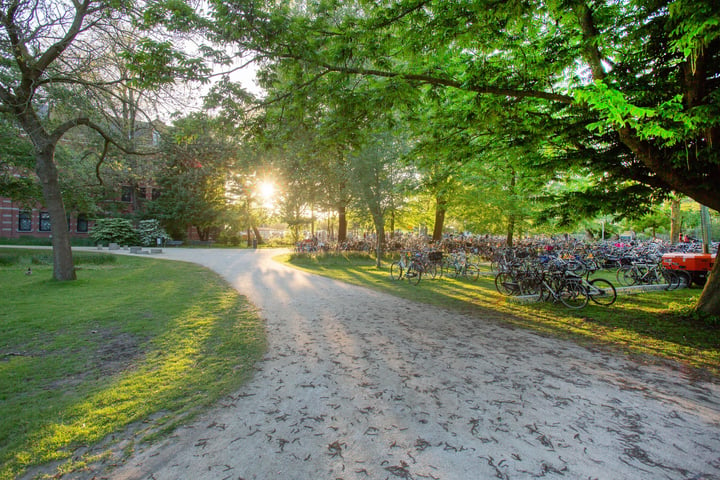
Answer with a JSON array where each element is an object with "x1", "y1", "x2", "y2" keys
[{"x1": 0, "y1": 198, "x2": 91, "y2": 240}]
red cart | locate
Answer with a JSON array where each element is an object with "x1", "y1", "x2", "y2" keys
[{"x1": 661, "y1": 253, "x2": 716, "y2": 286}]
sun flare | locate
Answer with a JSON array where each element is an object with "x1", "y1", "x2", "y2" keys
[
  {"x1": 259, "y1": 181, "x2": 276, "y2": 199},
  {"x1": 258, "y1": 180, "x2": 277, "y2": 209}
]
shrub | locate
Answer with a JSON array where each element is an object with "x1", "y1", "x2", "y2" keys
[
  {"x1": 137, "y1": 219, "x2": 168, "y2": 247},
  {"x1": 90, "y1": 218, "x2": 139, "y2": 246}
]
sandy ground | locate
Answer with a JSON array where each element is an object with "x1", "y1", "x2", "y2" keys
[{"x1": 83, "y1": 248, "x2": 719, "y2": 479}]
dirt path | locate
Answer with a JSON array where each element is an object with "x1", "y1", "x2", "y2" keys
[{"x1": 99, "y1": 248, "x2": 718, "y2": 479}]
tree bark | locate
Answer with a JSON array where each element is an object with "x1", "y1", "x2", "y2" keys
[
  {"x1": 370, "y1": 210, "x2": 385, "y2": 268},
  {"x1": 252, "y1": 225, "x2": 264, "y2": 245},
  {"x1": 670, "y1": 197, "x2": 681, "y2": 244},
  {"x1": 35, "y1": 146, "x2": 76, "y2": 281},
  {"x1": 432, "y1": 196, "x2": 446, "y2": 242},
  {"x1": 337, "y1": 204, "x2": 347, "y2": 243},
  {"x1": 506, "y1": 214, "x2": 515, "y2": 248},
  {"x1": 696, "y1": 256, "x2": 720, "y2": 316}
]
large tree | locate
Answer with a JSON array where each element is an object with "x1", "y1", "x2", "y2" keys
[
  {"x1": 209, "y1": 0, "x2": 720, "y2": 314},
  {"x1": 149, "y1": 113, "x2": 236, "y2": 241},
  {"x1": 0, "y1": 0, "x2": 207, "y2": 280}
]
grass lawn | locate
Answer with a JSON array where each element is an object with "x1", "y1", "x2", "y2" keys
[
  {"x1": 0, "y1": 249, "x2": 266, "y2": 480},
  {"x1": 283, "y1": 251, "x2": 720, "y2": 377}
]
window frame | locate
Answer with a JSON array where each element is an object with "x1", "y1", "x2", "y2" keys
[
  {"x1": 39, "y1": 212, "x2": 51, "y2": 232},
  {"x1": 18, "y1": 211, "x2": 32, "y2": 232}
]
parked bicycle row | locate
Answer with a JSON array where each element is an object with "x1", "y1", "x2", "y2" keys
[
  {"x1": 388, "y1": 250, "x2": 485, "y2": 285},
  {"x1": 386, "y1": 248, "x2": 619, "y2": 310},
  {"x1": 494, "y1": 260, "x2": 618, "y2": 309}
]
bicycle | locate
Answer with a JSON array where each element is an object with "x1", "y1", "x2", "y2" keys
[
  {"x1": 536, "y1": 269, "x2": 589, "y2": 309},
  {"x1": 389, "y1": 251, "x2": 411, "y2": 281},
  {"x1": 404, "y1": 252, "x2": 427, "y2": 285},
  {"x1": 616, "y1": 261, "x2": 664, "y2": 286},
  {"x1": 581, "y1": 276, "x2": 617, "y2": 306},
  {"x1": 444, "y1": 251, "x2": 481, "y2": 281}
]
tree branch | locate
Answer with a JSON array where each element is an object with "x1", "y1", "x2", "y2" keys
[
  {"x1": 280, "y1": 54, "x2": 574, "y2": 104},
  {"x1": 50, "y1": 117, "x2": 160, "y2": 156}
]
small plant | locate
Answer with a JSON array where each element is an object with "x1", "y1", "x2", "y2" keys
[{"x1": 90, "y1": 218, "x2": 140, "y2": 246}]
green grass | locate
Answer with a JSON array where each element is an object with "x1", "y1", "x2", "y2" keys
[
  {"x1": 283, "y1": 252, "x2": 720, "y2": 377},
  {"x1": 0, "y1": 249, "x2": 266, "y2": 480}
]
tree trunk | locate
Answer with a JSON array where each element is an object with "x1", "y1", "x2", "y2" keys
[
  {"x1": 696, "y1": 257, "x2": 720, "y2": 316},
  {"x1": 432, "y1": 196, "x2": 446, "y2": 242},
  {"x1": 371, "y1": 211, "x2": 384, "y2": 268},
  {"x1": 670, "y1": 197, "x2": 681, "y2": 244},
  {"x1": 196, "y1": 226, "x2": 210, "y2": 241},
  {"x1": 35, "y1": 147, "x2": 76, "y2": 281},
  {"x1": 252, "y1": 225, "x2": 264, "y2": 245},
  {"x1": 337, "y1": 205, "x2": 347, "y2": 243},
  {"x1": 506, "y1": 214, "x2": 515, "y2": 247}
]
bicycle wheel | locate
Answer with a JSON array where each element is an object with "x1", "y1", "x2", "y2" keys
[
  {"x1": 426, "y1": 264, "x2": 438, "y2": 279},
  {"x1": 588, "y1": 278, "x2": 617, "y2": 306},
  {"x1": 389, "y1": 261, "x2": 404, "y2": 280},
  {"x1": 464, "y1": 264, "x2": 481, "y2": 281},
  {"x1": 494, "y1": 272, "x2": 516, "y2": 295},
  {"x1": 527, "y1": 274, "x2": 546, "y2": 297},
  {"x1": 535, "y1": 282, "x2": 549, "y2": 302},
  {"x1": 559, "y1": 282, "x2": 589, "y2": 309},
  {"x1": 661, "y1": 269, "x2": 679, "y2": 291},
  {"x1": 405, "y1": 264, "x2": 422, "y2": 285},
  {"x1": 617, "y1": 266, "x2": 637, "y2": 286}
]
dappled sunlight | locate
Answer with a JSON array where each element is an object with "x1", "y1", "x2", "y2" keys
[
  {"x1": 283, "y1": 253, "x2": 718, "y2": 376},
  {"x1": 0, "y1": 254, "x2": 265, "y2": 479}
]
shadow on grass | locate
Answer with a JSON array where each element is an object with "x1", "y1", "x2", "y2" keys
[
  {"x1": 285, "y1": 253, "x2": 719, "y2": 376},
  {"x1": 0, "y1": 252, "x2": 266, "y2": 480}
]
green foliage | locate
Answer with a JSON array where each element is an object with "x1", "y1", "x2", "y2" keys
[
  {"x1": 575, "y1": 83, "x2": 695, "y2": 146},
  {"x1": 148, "y1": 113, "x2": 236, "y2": 242},
  {"x1": 89, "y1": 218, "x2": 140, "y2": 246},
  {"x1": 137, "y1": 219, "x2": 168, "y2": 247}
]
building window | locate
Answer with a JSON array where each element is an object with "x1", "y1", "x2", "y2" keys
[
  {"x1": 77, "y1": 214, "x2": 88, "y2": 233},
  {"x1": 18, "y1": 212, "x2": 32, "y2": 232},
  {"x1": 121, "y1": 186, "x2": 133, "y2": 202},
  {"x1": 138, "y1": 187, "x2": 147, "y2": 201},
  {"x1": 39, "y1": 212, "x2": 51, "y2": 231},
  {"x1": 152, "y1": 188, "x2": 161, "y2": 200}
]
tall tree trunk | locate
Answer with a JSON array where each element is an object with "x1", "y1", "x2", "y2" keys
[
  {"x1": 252, "y1": 225, "x2": 264, "y2": 245},
  {"x1": 506, "y1": 214, "x2": 515, "y2": 247},
  {"x1": 670, "y1": 197, "x2": 681, "y2": 244},
  {"x1": 696, "y1": 257, "x2": 720, "y2": 316},
  {"x1": 432, "y1": 196, "x2": 446, "y2": 242},
  {"x1": 36, "y1": 146, "x2": 76, "y2": 281},
  {"x1": 337, "y1": 205, "x2": 347, "y2": 243},
  {"x1": 374, "y1": 221, "x2": 384, "y2": 268},
  {"x1": 371, "y1": 211, "x2": 385, "y2": 268}
]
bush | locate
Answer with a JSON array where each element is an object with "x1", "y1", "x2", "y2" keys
[
  {"x1": 137, "y1": 219, "x2": 168, "y2": 247},
  {"x1": 217, "y1": 230, "x2": 243, "y2": 246},
  {"x1": 90, "y1": 218, "x2": 139, "y2": 246}
]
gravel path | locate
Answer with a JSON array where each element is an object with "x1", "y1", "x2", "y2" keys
[{"x1": 99, "y1": 248, "x2": 719, "y2": 479}]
